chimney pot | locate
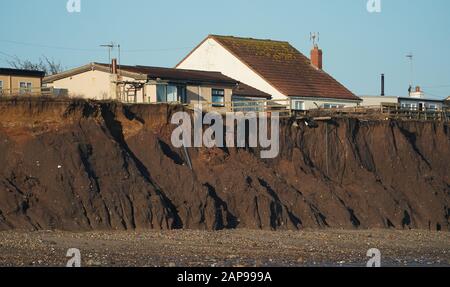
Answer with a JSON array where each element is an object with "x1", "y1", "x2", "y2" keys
[
  {"x1": 311, "y1": 47, "x2": 323, "y2": 70},
  {"x1": 415, "y1": 86, "x2": 421, "y2": 92}
]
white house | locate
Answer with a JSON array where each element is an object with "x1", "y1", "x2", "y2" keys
[
  {"x1": 360, "y1": 87, "x2": 445, "y2": 111},
  {"x1": 176, "y1": 35, "x2": 361, "y2": 110}
]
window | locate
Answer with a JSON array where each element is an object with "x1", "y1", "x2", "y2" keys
[
  {"x1": 323, "y1": 103, "x2": 343, "y2": 109},
  {"x1": 167, "y1": 85, "x2": 177, "y2": 102},
  {"x1": 19, "y1": 82, "x2": 32, "y2": 94},
  {"x1": 232, "y1": 96, "x2": 264, "y2": 112},
  {"x1": 292, "y1": 100, "x2": 305, "y2": 111},
  {"x1": 401, "y1": 103, "x2": 411, "y2": 110},
  {"x1": 0, "y1": 80, "x2": 3, "y2": 95},
  {"x1": 156, "y1": 84, "x2": 186, "y2": 103},
  {"x1": 156, "y1": 85, "x2": 166, "y2": 102},
  {"x1": 212, "y1": 89, "x2": 225, "y2": 107},
  {"x1": 428, "y1": 104, "x2": 437, "y2": 111}
]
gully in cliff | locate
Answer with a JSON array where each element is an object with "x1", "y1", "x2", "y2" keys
[{"x1": 171, "y1": 105, "x2": 280, "y2": 159}]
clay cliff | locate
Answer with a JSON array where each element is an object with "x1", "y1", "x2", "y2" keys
[{"x1": 0, "y1": 98, "x2": 448, "y2": 231}]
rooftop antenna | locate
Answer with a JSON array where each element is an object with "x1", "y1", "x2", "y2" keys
[
  {"x1": 406, "y1": 53, "x2": 414, "y2": 93},
  {"x1": 117, "y1": 44, "x2": 121, "y2": 76},
  {"x1": 100, "y1": 42, "x2": 114, "y2": 62},
  {"x1": 310, "y1": 32, "x2": 320, "y2": 48},
  {"x1": 100, "y1": 42, "x2": 119, "y2": 72}
]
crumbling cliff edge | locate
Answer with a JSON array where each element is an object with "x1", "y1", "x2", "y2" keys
[{"x1": 0, "y1": 98, "x2": 448, "y2": 231}]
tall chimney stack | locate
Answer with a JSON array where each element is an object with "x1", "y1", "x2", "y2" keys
[
  {"x1": 311, "y1": 46, "x2": 323, "y2": 70},
  {"x1": 111, "y1": 58, "x2": 118, "y2": 74},
  {"x1": 381, "y1": 74, "x2": 385, "y2": 96}
]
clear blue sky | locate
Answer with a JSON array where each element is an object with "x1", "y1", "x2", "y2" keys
[{"x1": 1, "y1": 0, "x2": 449, "y2": 98}]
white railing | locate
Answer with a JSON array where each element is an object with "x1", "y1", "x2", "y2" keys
[{"x1": 0, "y1": 87, "x2": 68, "y2": 97}]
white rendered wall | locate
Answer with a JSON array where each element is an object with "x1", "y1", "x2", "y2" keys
[
  {"x1": 177, "y1": 38, "x2": 286, "y2": 100},
  {"x1": 359, "y1": 96, "x2": 398, "y2": 107},
  {"x1": 48, "y1": 70, "x2": 113, "y2": 100},
  {"x1": 48, "y1": 70, "x2": 142, "y2": 102}
]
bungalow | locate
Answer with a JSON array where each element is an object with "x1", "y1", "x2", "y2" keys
[
  {"x1": 360, "y1": 87, "x2": 445, "y2": 111},
  {"x1": 43, "y1": 60, "x2": 270, "y2": 112},
  {"x1": 0, "y1": 68, "x2": 45, "y2": 96},
  {"x1": 176, "y1": 35, "x2": 361, "y2": 110}
]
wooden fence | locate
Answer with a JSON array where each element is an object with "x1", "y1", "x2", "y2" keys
[
  {"x1": 0, "y1": 90, "x2": 448, "y2": 122},
  {"x1": 186, "y1": 99, "x2": 292, "y2": 117},
  {"x1": 301, "y1": 104, "x2": 449, "y2": 122}
]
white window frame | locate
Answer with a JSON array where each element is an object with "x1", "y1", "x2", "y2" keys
[
  {"x1": 323, "y1": 103, "x2": 343, "y2": 109},
  {"x1": 19, "y1": 82, "x2": 32, "y2": 94},
  {"x1": 428, "y1": 104, "x2": 437, "y2": 111},
  {"x1": 292, "y1": 99, "x2": 305, "y2": 111}
]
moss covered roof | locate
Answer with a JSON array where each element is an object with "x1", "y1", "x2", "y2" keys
[{"x1": 209, "y1": 35, "x2": 359, "y2": 101}]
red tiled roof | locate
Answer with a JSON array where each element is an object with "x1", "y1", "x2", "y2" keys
[{"x1": 208, "y1": 35, "x2": 359, "y2": 101}]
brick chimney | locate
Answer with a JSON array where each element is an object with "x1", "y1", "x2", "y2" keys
[
  {"x1": 311, "y1": 46, "x2": 323, "y2": 70},
  {"x1": 410, "y1": 86, "x2": 424, "y2": 99},
  {"x1": 111, "y1": 58, "x2": 118, "y2": 74}
]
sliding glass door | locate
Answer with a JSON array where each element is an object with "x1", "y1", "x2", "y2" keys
[{"x1": 157, "y1": 84, "x2": 186, "y2": 103}]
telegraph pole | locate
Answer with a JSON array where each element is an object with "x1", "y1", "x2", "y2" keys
[{"x1": 406, "y1": 53, "x2": 414, "y2": 94}]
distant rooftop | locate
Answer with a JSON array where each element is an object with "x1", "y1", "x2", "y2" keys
[
  {"x1": 0, "y1": 67, "x2": 45, "y2": 78},
  {"x1": 359, "y1": 95, "x2": 445, "y2": 103},
  {"x1": 44, "y1": 62, "x2": 271, "y2": 97},
  {"x1": 97, "y1": 63, "x2": 238, "y2": 85}
]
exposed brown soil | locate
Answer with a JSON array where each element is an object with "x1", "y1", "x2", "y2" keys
[{"x1": 0, "y1": 98, "x2": 448, "y2": 231}]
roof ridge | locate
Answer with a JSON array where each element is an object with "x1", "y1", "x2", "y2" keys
[{"x1": 209, "y1": 34, "x2": 289, "y2": 44}]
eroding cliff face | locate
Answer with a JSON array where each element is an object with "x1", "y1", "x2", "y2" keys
[{"x1": 0, "y1": 99, "x2": 448, "y2": 231}]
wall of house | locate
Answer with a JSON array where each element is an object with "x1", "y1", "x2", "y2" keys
[
  {"x1": 359, "y1": 96, "x2": 444, "y2": 111},
  {"x1": 398, "y1": 99, "x2": 443, "y2": 111},
  {"x1": 47, "y1": 70, "x2": 112, "y2": 100},
  {"x1": 146, "y1": 84, "x2": 157, "y2": 103},
  {"x1": 146, "y1": 83, "x2": 233, "y2": 111},
  {"x1": 177, "y1": 38, "x2": 285, "y2": 100},
  {"x1": 359, "y1": 96, "x2": 399, "y2": 107},
  {"x1": 0, "y1": 75, "x2": 10, "y2": 91},
  {"x1": 47, "y1": 70, "x2": 139, "y2": 101},
  {"x1": 0, "y1": 74, "x2": 41, "y2": 94},
  {"x1": 292, "y1": 97, "x2": 360, "y2": 110}
]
